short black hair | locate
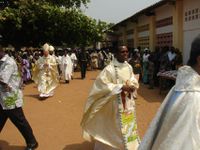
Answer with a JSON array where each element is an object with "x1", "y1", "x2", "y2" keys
[
  {"x1": 187, "y1": 34, "x2": 200, "y2": 66},
  {"x1": 114, "y1": 45, "x2": 128, "y2": 54}
]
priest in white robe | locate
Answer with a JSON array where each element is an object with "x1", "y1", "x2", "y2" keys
[
  {"x1": 69, "y1": 49, "x2": 78, "y2": 79},
  {"x1": 81, "y1": 46, "x2": 140, "y2": 150},
  {"x1": 32, "y1": 43, "x2": 59, "y2": 99},
  {"x1": 139, "y1": 34, "x2": 200, "y2": 150},
  {"x1": 61, "y1": 49, "x2": 73, "y2": 83}
]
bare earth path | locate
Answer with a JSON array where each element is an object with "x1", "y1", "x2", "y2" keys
[{"x1": 0, "y1": 71, "x2": 165, "y2": 150}]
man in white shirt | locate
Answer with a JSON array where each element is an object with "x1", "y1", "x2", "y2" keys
[
  {"x1": 69, "y1": 49, "x2": 78, "y2": 79},
  {"x1": 61, "y1": 49, "x2": 73, "y2": 83},
  {"x1": 0, "y1": 46, "x2": 38, "y2": 150}
]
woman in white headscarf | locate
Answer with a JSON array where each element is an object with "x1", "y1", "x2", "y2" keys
[{"x1": 139, "y1": 34, "x2": 200, "y2": 150}]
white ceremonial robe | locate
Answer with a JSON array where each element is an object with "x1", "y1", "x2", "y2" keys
[
  {"x1": 61, "y1": 55, "x2": 73, "y2": 81},
  {"x1": 70, "y1": 53, "x2": 77, "y2": 76},
  {"x1": 32, "y1": 55, "x2": 59, "y2": 98},
  {"x1": 81, "y1": 59, "x2": 139, "y2": 150},
  {"x1": 139, "y1": 66, "x2": 200, "y2": 150}
]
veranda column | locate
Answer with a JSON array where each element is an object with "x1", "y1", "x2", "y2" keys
[
  {"x1": 122, "y1": 26, "x2": 127, "y2": 46},
  {"x1": 173, "y1": 0, "x2": 183, "y2": 51},
  {"x1": 134, "y1": 24, "x2": 138, "y2": 48},
  {"x1": 149, "y1": 15, "x2": 156, "y2": 51}
]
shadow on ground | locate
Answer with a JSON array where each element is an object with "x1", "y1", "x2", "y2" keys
[
  {"x1": 73, "y1": 77, "x2": 83, "y2": 80},
  {"x1": 63, "y1": 141, "x2": 94, "y2": 150},
  {"x1": 90, "y1": 78, "x2": 96, "y2": 80},
  {"x1": 138, "y1": 83, "x2": 166, "y2": 103},
  {"x1": 25, "y1": 94, "x2": 39, "y2": 99},
  {"x1": 0, "y1": 140, "x2": 25, "y2": 150}
]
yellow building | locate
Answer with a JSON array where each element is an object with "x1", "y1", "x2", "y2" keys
[{"x1": 108, "y1": 0, "x2": 200, "y2": 64}]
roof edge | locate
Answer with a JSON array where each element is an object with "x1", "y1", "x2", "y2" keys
[{"x1": 111, "y1": 0, "x2": 174, "y2": 29}]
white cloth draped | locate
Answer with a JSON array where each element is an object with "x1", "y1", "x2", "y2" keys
[
  {"x1": 81, "y1": 59, "x2": 139, "y2": 150},
  {"x1": 32, "y1": 55, "x2": 59, "y2": 98},
  {"x1": 61, "y1": 55, "x2": 73, "y2": 81},
  {"x1": 139, "y1": 66, "x2": 200, "y2": 150},
  {"x1": 70, "y1": 53, "x2": 78, "y2": 76}
]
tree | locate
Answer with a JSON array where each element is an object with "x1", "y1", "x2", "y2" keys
[
  {"x1": 0, "y1": 0, "x2": 110, "y2": 48},
  {"x1": 1, "y1": 0, "x2": 90, "y2": 8}
]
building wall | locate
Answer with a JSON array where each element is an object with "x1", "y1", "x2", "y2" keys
[
  {"x1": 183, "y1": 0, "x2": 200, "y2": 63},
  {"x1": 137, "y1": 15, "x2": 150, "y2": 49},
  {"x1": 155, "y1": 4, "x2": 173, "y2": 47},
  {"x1": 126, "y1": 21, "x2": 134, "y2": 30},
  {"x1": 110, "y1": 0, "x2": 200, "y2": 63},
  {"x1": 116, "y1": 27, "x2": 124, "y2": 46},
  {"x1": 155, "y1": 4, "x2": 173, "y2": 20},
  {"x1": 125, "y1": 22, "x2": 135, "y2": 48},
  {"x1": 138, "y1": 15, "x2": 149, "y2": 26},
  {"x1": 126, "y1": 29, "x2": 134, "y2": 48}
]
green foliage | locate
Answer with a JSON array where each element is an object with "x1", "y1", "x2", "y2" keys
[
  {"x1": 44, "y1": 0, "x2": 90, "y2": 8},
  {"x1": 2, "y1": 0, "x2": 90, "y2": 8},
  {"x1": 0, "y1": 0, "x2": 110, "y2": 47}
]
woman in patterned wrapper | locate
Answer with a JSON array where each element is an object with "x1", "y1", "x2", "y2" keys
[{"x1": 22, "y1": 53, "x2": 31, "y2": 84}]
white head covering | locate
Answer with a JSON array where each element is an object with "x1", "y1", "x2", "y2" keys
[
  {"x1": 43, "y1": 43, "x2": 50, "y2": 51},
  {"x1": 144, "y1": 48, "x2": 149, "y2": 51},
  {"x1": 49, "y1": 45, "x2": 55, "y2": 52},
  {"x1": 134, "y1": 48, "x2": 139, "y2": 52}
]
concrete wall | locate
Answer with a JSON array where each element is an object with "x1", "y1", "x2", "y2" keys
[
  {"x1": 110, "y1": 0, "x2": 200, "y2": 63},
  {"x1": 183, "y1": 0, "x2": 200, "y2": 63},
  {"x1": 138, "y1": 15, "x2": 150, "y2": 38},
  {"x1": 155, "y1": 4, "x2": 173, "y2": 21},
  {"x1": 155, "y1": 4, "x2": 173, "y2": 35}
]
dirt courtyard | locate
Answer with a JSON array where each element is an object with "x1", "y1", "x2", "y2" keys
[{"x1": 0, "y1": 70, "x2": 165, "y2": 150}]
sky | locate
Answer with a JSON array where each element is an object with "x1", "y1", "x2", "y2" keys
[{"x1": 82, "y1": 0, "x2": 161, "y2": 24}]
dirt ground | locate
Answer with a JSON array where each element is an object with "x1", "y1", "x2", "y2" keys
[{"x1": 0, "y1": 70, "x2": 166, "y2": 150}]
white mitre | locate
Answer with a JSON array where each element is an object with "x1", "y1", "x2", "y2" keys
[
  {"x1": 43, "y1": 43, "x2": 50, "y2": 51},
  {"x1": 49, "y1": 45, "x2": 55, "y2": 52}
]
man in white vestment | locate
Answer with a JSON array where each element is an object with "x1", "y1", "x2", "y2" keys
[
  {"x1": 49, "y1": 45, "x2": 61, "y2": 81},
  {"x1": 61, "y1": 49, "x2": 73, "y2": 83},
  {"x1": 90, "y1": 50, "x2": 99, "y2": 70},
  {"x1": 69, "y1": 49, "x2": 77, "y2": 79},
  {"x1": 32, "y1": 43, "x2": 59, "y2": 99},
  {"x1": 139, "y1": 34, "x2": 200, "y2": 150},
  {"x1": 49, "y1": 45, "x2": 55, "y2": 57},
  {"x1": 81, "y1": 46, "x2": 140, "y2": 150}
]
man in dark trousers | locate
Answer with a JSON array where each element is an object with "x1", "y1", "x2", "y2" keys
[
  {"x1": 79, "y1": 47, "x2": 88, "y2": 79},
  {"x1": 0, "y1": 46, "x2": 38, "y2": 150}
]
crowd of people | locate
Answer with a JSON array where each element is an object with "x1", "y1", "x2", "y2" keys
[
  {"x1": 128, "y1": 45, "x2": 182, "y2": 89},
  {"x1": 4, "y1": 42, "x2": 184, "y2": 99},
  {"x1": 1, "y1": 34, "x2": 200, "y2": 150},
  {"x1": 2, "y1": 44, "x2": 116, "y2": 97},
  {"x1": 0, "y1": 43, "x2": 115, "y2": 150}
]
